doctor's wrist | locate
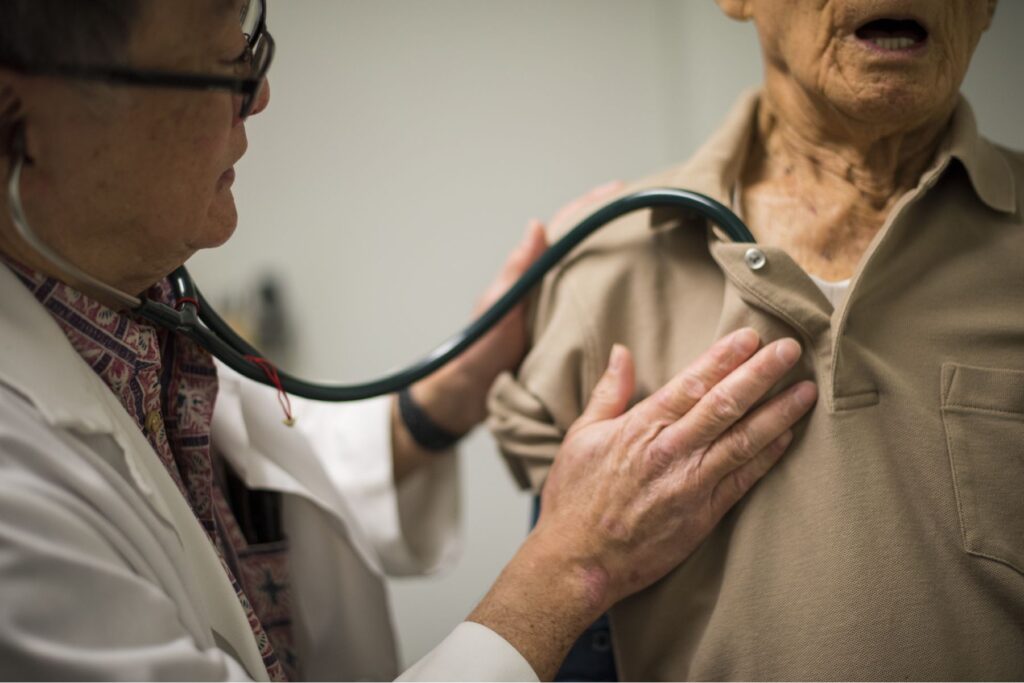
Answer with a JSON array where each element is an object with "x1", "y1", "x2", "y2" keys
[
  {"x1": 410, "y1": 366, "x2": 490, "y2": 437},
  {"x1": 468, "y1": 531, "x2": 609, "y2": 681}
]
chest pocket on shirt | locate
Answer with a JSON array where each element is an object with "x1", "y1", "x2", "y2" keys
[{"x1": 941, "y1": 363, "x2": 1024, "y2": 575}]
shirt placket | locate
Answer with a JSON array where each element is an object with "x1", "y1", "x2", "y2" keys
[
  {"x1": 708, "y1": 237, "x2": 839, "y2": 397},
  {"x1": 706, "y1": 155, "x2": 952, "y2": 412}
]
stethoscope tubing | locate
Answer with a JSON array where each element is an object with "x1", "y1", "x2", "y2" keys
[
  {"x1": 8, "y1": 131, "x2": 756, "y2": 402},
  {"x1": 166, "y1": 188, "x2": 756, "y2": 401}
]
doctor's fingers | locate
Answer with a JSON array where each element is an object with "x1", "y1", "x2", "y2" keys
[
  {"x1": 650, "y1": 337, "x2": 805, "y2": 460},
  {"x1": 631, "y1": 328, "x2": 762, "y2": 428},
  {"x1": 507, "y1": 219, "x2": 549, "y2": 278},
  {"x1": 548, "y1": 180, "x2": 625, "y2": 231},
  {"x1": 700, "y1": 380, "x2": 817, "y2": 504},
  {"x1": 706, "y1": 429, "x2": 795, "y2": 521},
  {"x1": 475, "y1": 220, "x2": 548, "y2": 313}
]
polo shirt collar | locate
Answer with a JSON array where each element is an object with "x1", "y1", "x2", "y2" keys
[
  {"x1": 648, "y1": 89, "x2": 1018, "y2": 233},
  {"x1": 943, "y1": 96, "x2": 1017, "y2": 214}
]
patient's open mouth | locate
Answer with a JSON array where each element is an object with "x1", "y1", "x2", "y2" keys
[{"x1": 855, "y1": 18, "x2": 928, "y2": 52}]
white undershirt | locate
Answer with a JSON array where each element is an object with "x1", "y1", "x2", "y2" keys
[{"x1": 809, "y1": 274, "x2": 851, "y2": 309}]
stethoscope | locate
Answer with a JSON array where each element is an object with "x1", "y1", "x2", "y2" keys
[{"x1": 7, "y1": 129, "x2": 756, "y2": 402}]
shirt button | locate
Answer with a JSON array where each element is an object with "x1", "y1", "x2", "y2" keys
[
  {"x1": 745, "y1": 247, "x2": 767, "y2": 271},
  {"x1": 145, "y1": 411, "x2": 163, "y2": 436}
]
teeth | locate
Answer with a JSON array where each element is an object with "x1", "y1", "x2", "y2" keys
[{"x1": 870, "y1": 36, "x2": 916, "y2": 50}]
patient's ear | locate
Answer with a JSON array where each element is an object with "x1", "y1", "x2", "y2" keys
[{"x1": 716, "y1": 0, "x2": 755, "y2": 21}]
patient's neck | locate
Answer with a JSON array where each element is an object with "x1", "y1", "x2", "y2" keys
[{"x1": 738, "y1": 88, "x2": 952, "y2": 281}]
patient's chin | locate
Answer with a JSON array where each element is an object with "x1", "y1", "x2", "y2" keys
[{"x1": 827, "y1": 77, "x2": 954, "y2": 132}]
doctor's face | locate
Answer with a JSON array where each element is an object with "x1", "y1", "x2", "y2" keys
[
  {"x1": 718, "y1": 0, "x2": 996, "y2": 131},
  {"x1": 6, "y1": 0, "x2": 271, "y2": 296}
]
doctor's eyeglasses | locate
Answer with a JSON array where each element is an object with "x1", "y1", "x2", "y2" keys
[{"x1": 6, "y1": 0, "x2": 273, "y2": 120}]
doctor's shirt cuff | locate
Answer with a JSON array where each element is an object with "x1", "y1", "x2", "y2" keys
[{"x1": 397, "y1": 621, "x2": 539, "y2": 682}]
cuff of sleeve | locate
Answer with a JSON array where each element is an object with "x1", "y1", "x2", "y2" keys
[
  {"x1": 302, "y1": 395, "x2": 461, "y2": 577},
  {"x1": 487, "y1": 372, "x2": 565, "y2": 492},
  {"x1": 396, "y1": 622, "x2": 539, "y2": 682}
]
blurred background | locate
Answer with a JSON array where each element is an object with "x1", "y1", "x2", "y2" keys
[{"x1": 188, "y1": 0, "x2": 1024, "y2": 667}]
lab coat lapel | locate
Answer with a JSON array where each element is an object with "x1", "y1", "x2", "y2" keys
[
  {"x1": 0, "y1": 264, "x2": 271, "y2": 682},
  {"x1": 212, "y1": 367, "x2": 389, "y2": 576},
  {"x1": 98, "y1": 389, "x2": 272, "y2": 682}
]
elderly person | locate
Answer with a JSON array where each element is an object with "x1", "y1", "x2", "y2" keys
[
  {"x1": 490, "y1": 0, "x2": 1023, "y2": 679},
  {"x1": 0, "y1": 1, "x2": 819, "y2": 681}
]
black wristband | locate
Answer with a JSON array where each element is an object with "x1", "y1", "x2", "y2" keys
[{"x1": 397, "y1": 386, "x2": 462, "y2": 452}]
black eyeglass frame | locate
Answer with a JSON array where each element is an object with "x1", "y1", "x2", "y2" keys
[{"x1": 7, "y1": 0, "x2": 273, "y2": 120}]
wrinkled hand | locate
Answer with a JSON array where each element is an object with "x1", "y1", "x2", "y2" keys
[
  {"x1": 467, "y1": 328, "x2": 816, "y2": 679},
  {"x1": 535, "y1": 328, "x2": 817, "y2": 611},
  {"x1": 411, "y1": 181, "x2": 623, "y2": 435}
]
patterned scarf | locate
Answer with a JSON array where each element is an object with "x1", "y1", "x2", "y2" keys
[{"x1": 7, "y1": 261, "x2": 299, "y2": 681}]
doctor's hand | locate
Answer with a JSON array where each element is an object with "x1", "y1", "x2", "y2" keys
[
  {"x1": 468, "y1": 329, "x2": 817, "y2": 680},
  {"x1": 400, "y1": 181, "x2": 624, "y2": 444}
]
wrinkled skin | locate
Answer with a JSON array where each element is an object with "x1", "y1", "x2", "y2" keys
[{"x1": 717, "y1": 0, "x2": 997, "y2": 279}]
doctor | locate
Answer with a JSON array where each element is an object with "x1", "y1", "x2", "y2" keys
[{"x1": 0, "y1": 1, "x2": 817, "y2": 681}]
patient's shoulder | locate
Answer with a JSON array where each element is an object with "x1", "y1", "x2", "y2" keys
[
  {"x1": 538, "y1": 161, "x2": 719, "y2": 305},
  {"x1": 545, "y1": 162, "x2": 703, "y2": 243}
]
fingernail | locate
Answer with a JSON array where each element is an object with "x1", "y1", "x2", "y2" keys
[
  {"x1": 731, "y1": 328, "x2": 759, "y2": 354},
  {"x1": 776, "y1": 430, "x2": 794, "y2": 451},
  {"x1": 775, "y1": 339, "x2": 801, "y2": 364},
  {"x1": 609, "y1": 344, "x2": 625, "y2": 372},
  {"x1": 794, "y1": 381, "x2": 818, "y2": 407}
]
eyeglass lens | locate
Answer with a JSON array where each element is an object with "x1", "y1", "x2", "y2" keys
[
  {"x1": 239, "y1": 0, "x2": 271, "y2": 119},
  {"x1": 241, "y1": 36, "x2": 272, "y2": 118},
  {"x1": 241, "y1": 0, "x2": 263, "y2": 45}
]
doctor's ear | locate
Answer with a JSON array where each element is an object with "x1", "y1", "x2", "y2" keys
[
  {"x1": 0, "y1": 80, "x2": 27, "y2": 162},
  {"x1": 716, "y1": 0, "x2": 755, "y2": 21}
]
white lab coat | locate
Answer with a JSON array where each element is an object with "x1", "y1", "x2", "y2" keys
[{"x1": 0, "y1": 263, "x2": 536, "y2": 682}]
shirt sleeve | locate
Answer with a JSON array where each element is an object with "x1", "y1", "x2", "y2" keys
[
  {"x1": 0, "y1": 439, "x2": 253, "y2": 681},
  {"x1": 486, "y1": 255, "x2": 601, "y2": 493},
  {"x1": 396, "y1": 622, "x2": 539, "y2": 682}
]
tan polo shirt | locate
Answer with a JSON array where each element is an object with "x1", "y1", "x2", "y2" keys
[{"x1": 488, "y1": 91, "x2": 1024, "y2": 680}]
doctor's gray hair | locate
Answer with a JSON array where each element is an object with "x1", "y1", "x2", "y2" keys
[
  {"x1": 0, "y1": 0, "x2": 141, "y2": 154},
  {"x1": 0, "y1": 1, "x2": 141, "y2": 70}
]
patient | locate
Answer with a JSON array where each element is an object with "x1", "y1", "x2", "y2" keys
[{"x1": 489, "y1": 0, "x2": 1024, "y2": 679}]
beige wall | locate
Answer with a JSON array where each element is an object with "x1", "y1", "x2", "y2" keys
[{"x1": 188, "y1": 0, "x2": 1024, "y2": 666}]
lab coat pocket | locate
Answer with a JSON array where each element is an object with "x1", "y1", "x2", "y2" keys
[{"x1": 940, "y1": 362, "x2": 1024, "y2": 575}]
